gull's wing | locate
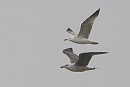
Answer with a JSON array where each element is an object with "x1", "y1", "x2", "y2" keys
[
  {"x1": 66, "y1": 28, "x2": 77, "y2": 36},
  {"x1": 75, "y1": 52, "x2": 108, "y2": 66},
  {"x1": 78, "y1": 8, "x2": 100, "y2": 38},
  {"x1": 63, "y1": 48, "x2": 79, "y2": 63}
]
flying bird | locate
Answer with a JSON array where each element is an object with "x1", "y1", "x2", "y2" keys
[
  {"x1": 64, "y1": 8, "x2": 100, "y2": 44},
  {"x1": 61, "y1": 48, "x2": 108, "y2": 72}
]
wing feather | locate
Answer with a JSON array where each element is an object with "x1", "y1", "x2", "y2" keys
[
  {"x1": 75, "y1": 52, "x2": 108, "y2": 66},
  {"x1": 63, "y1": 48, "x2": 79, "y2": 63},
  {"x1": 78, "y1": 8, "x2": 100, "y2": 38}
]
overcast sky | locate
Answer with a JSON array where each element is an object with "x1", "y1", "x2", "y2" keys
[{"x1": 0, "y1": 0, "x2": 130, "y2": 87}]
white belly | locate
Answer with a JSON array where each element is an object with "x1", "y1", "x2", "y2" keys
[{"x1": 71, "y1": 37, "x2": 93, "y2": 44}]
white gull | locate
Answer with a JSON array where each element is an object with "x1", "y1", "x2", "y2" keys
[
  {"x1": 64, "y1": 8, "x2": 100, "y2": 44},
  {"x1": 61, "y1": 48, "x2": 108, "y2": 72}
]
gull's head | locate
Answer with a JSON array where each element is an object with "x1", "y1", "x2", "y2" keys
[
  {"x1": 64, "y1": 36, "x2": 74, "y2": 41},
  {"x1": 60, "y1": 64, "x2": 69, "y2": 68}
]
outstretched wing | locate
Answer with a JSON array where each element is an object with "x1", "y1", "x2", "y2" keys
[
  {"x1": 63, "y1": 48, "x2": 79, "y2": 63},
  {"x1": 75, "y1": 52, "x2": 108, "y2": 66},
  {"x1": 78, "y1": 8, "x2": 100, "y2": 38}
]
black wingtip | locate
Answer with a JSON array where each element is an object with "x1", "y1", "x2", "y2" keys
[
  {"x1": 66, "y1": 28, "x2": 72, "y2": 32},
  {"x1": 104, "y1": 52, "x2": 109, "y2": 54},
  {"x1": 97, "y1": 8, "x2": 100, "y2": 12},
  {"x1": 98, "y1": 8, "x2": 100, "y2": 11},
  {"x1": 93, "y1": 52, "x2": 109, "y2": 55},
  {"x1": 63, "y1": 48, "x2": 73, "y2": 53},
  {"x1": 83, "y1": 52, "x2": 108, "y2": 56},
  {"x1": 95, "y1": 8, "x2": 100, "y2": 15},
  {"x1": 89, "y1": 8, "x2": 100, "y2": 18}
]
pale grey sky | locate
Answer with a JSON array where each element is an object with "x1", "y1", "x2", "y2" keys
[{"x1": 0, "y1": 0, "x2": 130, "y2": 87}]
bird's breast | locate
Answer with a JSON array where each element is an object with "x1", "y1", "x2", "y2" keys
[{"x1": 71, "y1": 37, "x2": 92, "y2": 44}]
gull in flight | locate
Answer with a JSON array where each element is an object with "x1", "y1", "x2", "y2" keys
[
  {"x1": 64, "y1": 8, "x2": 100, "y2": 44},
  {"x1": 61, "y1": 48, "x2": 108, "y2": 72}
]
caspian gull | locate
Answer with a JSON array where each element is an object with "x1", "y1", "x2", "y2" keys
[
  {"x1": 64, "y1": 8, "x2": 100, "y2": 44},
  {"x1": 61, "y1": 48, "x2": 108, "y2": 72}
]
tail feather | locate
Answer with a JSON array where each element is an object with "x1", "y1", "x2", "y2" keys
[{"x1": 91, "y1": 42, "x2": 98, "y2": 44}]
